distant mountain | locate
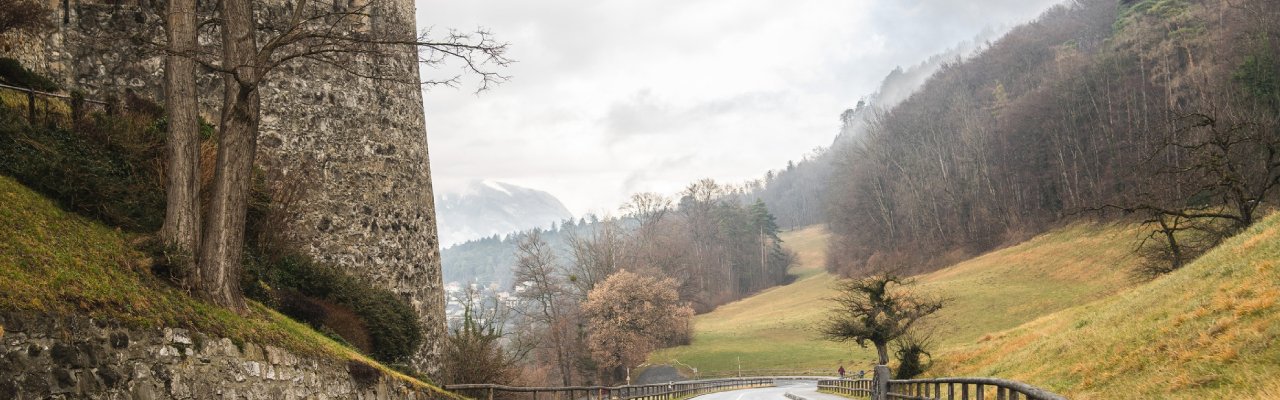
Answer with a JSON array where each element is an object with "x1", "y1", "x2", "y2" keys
[{"x1": 434, "y1": 180, "x2": 573, "y2": 248}]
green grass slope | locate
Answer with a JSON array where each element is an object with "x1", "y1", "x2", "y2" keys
[
  {"x1": 650, "y1": 222, "x2": 1143, "y2": 376},
  {"x1": 0, "y1": 175, "x2": 454, "y2": 396},
  {"x1": 933, "y1": 212, "x2": 1280, "y2": 399}
]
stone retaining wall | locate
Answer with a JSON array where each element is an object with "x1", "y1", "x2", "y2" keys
[{"x1": 0, "y1": 313, "x2": 447, "y2": 399}]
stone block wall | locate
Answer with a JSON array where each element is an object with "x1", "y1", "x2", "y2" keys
[
  {"x1": 0, "y1": 313, "x2": 448, "y2": 399},
  {"x1": 2, "y1": 0, "x2": 447, "y2": 374}
]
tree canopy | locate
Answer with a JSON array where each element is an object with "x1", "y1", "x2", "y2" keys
[
  {"x1": 820, "y1": 274, "x2": 944, "y2": 365},
  {"x1": 583, "y1": 269, "x2": 693, "y2": 378}
]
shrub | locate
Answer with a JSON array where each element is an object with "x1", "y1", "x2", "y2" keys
[
  {"x1": 275, "y1": 288, "x2": 374, "y2": 353},
  {"x1": 892, "y1": 332, "x2": 934, "y2": 379},
  {"x1": 0, "y1": 105, "x2": 166, "y2": 231},
  {"x1": 243, "y1": 252, "x2": 423, "y2": 364}
]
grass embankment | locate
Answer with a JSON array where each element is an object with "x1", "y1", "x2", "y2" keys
[
  {"x1": 0, "y1": 175, "x2": 456, "y2": 397},
  {"x1": 931, "y1": 212, "x2": 1280, "y2": 399},
  {"x1": 650, "y1": 222, "x2": 1143, "y2": 376}
]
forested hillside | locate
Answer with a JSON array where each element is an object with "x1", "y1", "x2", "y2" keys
[
  {"x1": 444, "y1": 180, "x2": 793, "y2": 312},
  {"x1": 441, "y1": 180, "x2": 795, "y2": 386},
  {"x1": 741, "y1": 34, "x2": 1004, "y2": 230},
  {"x1": 823, "y1": 0, "x2": 1280, "y2": 275}
]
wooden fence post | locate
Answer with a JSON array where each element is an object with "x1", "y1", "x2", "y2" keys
[
  {"x1": 27, "y1": 87, "x2": 36, "y2": 122},
  {"x1": 871, "y1": 365, "x2": 889, "y2": 400}
]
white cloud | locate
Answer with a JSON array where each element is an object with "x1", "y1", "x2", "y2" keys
[{"x1": 415, "y1": 0, "x2": 1062, "y2": 215}]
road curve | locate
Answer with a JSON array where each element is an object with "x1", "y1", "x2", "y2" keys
[{"x1": 688, "y1": 380, "x2": 847, "y2": 400}]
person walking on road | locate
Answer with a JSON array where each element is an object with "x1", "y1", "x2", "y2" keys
[{"x1": 838, "y1": 365, "x2": 846, "y2": 379}]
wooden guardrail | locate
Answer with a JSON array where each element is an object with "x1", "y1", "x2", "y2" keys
[
  {"x1": 817, "y1": 378, "x2": 874, "y2": 397},
  {"x1": 0, "y1": 83, "x2": 112, "y2": 126},
  {"x1": 699, "y1": 368, "x2": 836, "y2": 378},
  {"x1": 819, "y1": 377, "x2": 1067, "y2": 400},
  {"x1": 446, "y1": 376, "x2": 830, "y2": 400}
]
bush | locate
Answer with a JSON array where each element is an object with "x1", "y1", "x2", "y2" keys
[
  {"x1": 276, "y1": 288, "x2": 374, "y2": 353},
  {"x1": 243, "y1": 252, "x2": 423, "y2": 364},
  {"x1": 892, "y1": 332, "x2": 934, "y2": 379},
  {"x1": 0, "y1": 105, "x2": 166, "y2": 231}
]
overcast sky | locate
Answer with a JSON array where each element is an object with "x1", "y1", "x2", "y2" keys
[{"x1": 414, "y1": 0, "x2": 1063, "y2": 216}]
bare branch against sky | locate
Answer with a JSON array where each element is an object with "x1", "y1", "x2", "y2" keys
[{"x1": 415, "y1": 0, "x2": 1064, "y2": 216}]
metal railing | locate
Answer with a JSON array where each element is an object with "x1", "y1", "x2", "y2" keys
[
  {"x1": 819, "y1": 377, "x2": 1066, "y2": 400},
  {"x1": 446, "y1": 376, "x2": 827, "y2": 400}
]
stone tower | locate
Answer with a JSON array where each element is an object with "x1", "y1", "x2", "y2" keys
[{"x1": 7, "y1": 0, "x2": 448, "y2": 373}]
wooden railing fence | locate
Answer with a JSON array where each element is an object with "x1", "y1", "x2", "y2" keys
[
  {"x1": 699, "y1": 368, "x2": 836, "y2": 378},
  {"x1": 446, "y1": 376, "x2": 830, "y2": 400},
  {"x1": 0, "y1": 83, "x2": 113, "y2": 127},
  {"x1": 817, "y1": 378, "x2": 875, "y2": 397},
  {"x1": 447, "y1": 372, "x2": 1066, "y2": 400},
  {"x1": 819, "y1": 377, "x2": 1066, "y2": 400}
]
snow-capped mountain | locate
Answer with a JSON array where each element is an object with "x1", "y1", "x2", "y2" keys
[{"x1": 434, "y1": 180, "x2": 573, "y2": 248}]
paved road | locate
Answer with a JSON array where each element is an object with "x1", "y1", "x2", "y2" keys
[
  {"x1": 635, "y1": 365, "x2": 684, "y2": 384},
  {"x1": 689, "y1": 380, "x2": 848, "y2": 400}
]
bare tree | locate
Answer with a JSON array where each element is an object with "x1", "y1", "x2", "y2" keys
[
  {"x1": 565, "y1": 218, "x2": 626, "y2": 298},
  {"x1": 443, "y1": 284, "x2": 525, "y2": 385},
  {"x1": 1102, "y1": 106, "x2": 1280, "y2": 276},
  {"x1": 678, "y1": 179, "x2": 724, "y2": 305},
  {"x1": 622, "y1": 192, "x2": 671, "y2": 231},
  {"x1": 1152, "y1": 110, "x2": 1279, "y2": 231},
  {"x1": 512, "y1": 231, "x2": 577, "y2": 386},
  {"x1": 819, "y1": 274, "x2": 944, "y2": 366},
  {"x1": 159, "y1": 0, "x2": 201, "y2": 286},
  {"x1": 1130, "y1": 211, "x2": 1218, "y2": 278}
]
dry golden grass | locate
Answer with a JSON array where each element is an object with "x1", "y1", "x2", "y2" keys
[
  {"x1": 931, "y1": 212, "x2": 1280, "y2": 399},
  {"x1": 650, "y1": 221, "x2": 1144, "y2": 376}
]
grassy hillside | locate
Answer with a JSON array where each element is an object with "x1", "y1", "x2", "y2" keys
[
  {"x1": 0, "y1": 175, "x2": 454, "y2": 396},
  {"x1": 650, "y1": 225, "x2": 851, "y2": 375},
  {"x1": 649, "y1": 222, "x2": 1143, "y2": 375},
  {"x1": 931, "y1": 212, "x2": 1280, "y2": 399}
]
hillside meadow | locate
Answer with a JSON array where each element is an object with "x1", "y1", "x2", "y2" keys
[
  {"x1": 648, "y1": 221, "x2": 1144, "y2": 375},
  {"x1": 931, "y1": 212, "x2": 1280, "y2": 399}
]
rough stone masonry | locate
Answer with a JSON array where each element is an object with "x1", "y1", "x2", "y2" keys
[
  {"x1": 0, "y1": 313, "x2": 447, "y2": 399},
  {"x1": 4, "y1": 0, "x2": 448, "y2": 374}
]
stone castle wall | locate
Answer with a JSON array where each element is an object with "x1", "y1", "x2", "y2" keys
[
  {"x1": 0, "y1": 313, "x2": 447, "y2": 399},
  {"x1": 3, "y1": 0, "x2": 446, "y2": 374}
]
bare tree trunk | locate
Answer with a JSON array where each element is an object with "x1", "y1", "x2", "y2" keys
[
  {"x1": 161, "y1": 0, "x2": 201, "y2": 271},
  {"x1": 874, "y1": 342, "x2": 889, "y2": 365},
  {"x1": 198, "y1": 0, "x2": 258, "y2": 311}
]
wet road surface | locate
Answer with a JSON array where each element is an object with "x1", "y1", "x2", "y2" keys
[{"x1": 688, "y1": 380, "x2": 849, "y2": 400}]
